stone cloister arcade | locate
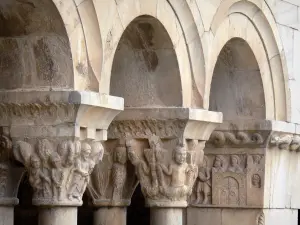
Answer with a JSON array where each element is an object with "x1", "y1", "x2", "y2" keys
[{"x1": 0, "y1": 0, "x2": 298, "y2": 225}]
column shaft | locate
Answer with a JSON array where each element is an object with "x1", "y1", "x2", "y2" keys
[
  {"x1": 0, "y1": 206, "x2": 13, "y2": 225},
  {"x1": 150, "y1": 208, "x2": 183, "y2": 225},
  {"x1": 94, "y1": 207, "x2": 126, "y2": 225},
  {"x1": 38, "y1": 207, "x2": 77, "y2": 225}
]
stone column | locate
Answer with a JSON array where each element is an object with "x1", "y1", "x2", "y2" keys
[
  {"x1": 187, "y1": 120, "x2": 300, "y2": 225},
  {"x1": 0, "y1": 90, "x2": 123, "y2": 225},
  {"x1": 88, "y1": 139, "x2": 137, "y2": 225},
  {"x1": 107, "y1": 108, "x2": 222, "y2": 225}
]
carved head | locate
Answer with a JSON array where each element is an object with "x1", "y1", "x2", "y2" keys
[
  {"x1": 81, "y1": 143, "x2": 91, "y2": 161},
  {"x1": 50, "y1": 153, "x2": 62, "y2": 168},
  {"x1": 252, "y1": 174, "x2": 261, "y2": 188},
  {"x1": 114, "y1": 144, "x2": 127, "y2": 164},
  {"x1": 252, "y1": 155, "x2": 261, "y2": 164},
  {"x1": 173, "y1": 146, "x2": 187, "y2": 165},
  {"x1": 30, "y1": 155, "x2": 41, "y2": 168},
  {"x1": 213, "y1": 155, "x2": 225, "y2": 168},
  {"x1": 230, "y1": 155, "x2": 240, "y2": 166}
]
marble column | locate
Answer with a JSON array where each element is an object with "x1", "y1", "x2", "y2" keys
[
  {"x1": 94, "y1": 207, "x2": 127, "y2": 225},
  {"x1": 0, "y1": 90, "x2": 123, "y2": 225},
  {"x1": 187, "y1": 119, "x2": 300, "y2": 225},
  {"x1": 107, "y1": 107, "x2": 222, "y2": 225}
]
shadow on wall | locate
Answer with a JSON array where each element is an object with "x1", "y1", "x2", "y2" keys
[
  {"x1": 209, "y1": 38, "x2": 265, "y2": 120},
  {"x1": 110, "y1": 15, "x2": 182, "y2": 108},
  {"x1": 0, "y1": 0, "x2": 74, "y2": 90}
]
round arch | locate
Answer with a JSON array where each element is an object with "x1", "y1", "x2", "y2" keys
[
  {"x1": 205, "y1": 1, "x2": 290, "y2": 121},
  {"x1": 51, "y1": 0, "x2": 103, "y2": 91},
  {"x1": 98, "y1": 0, "x2": 205, "y2": 107},
  {"x1": 0, "y1": 0, "x2": 102, "y2": 91},
  {"x1": 110, "y1": 15, "x2": 183, "y2": 107}
]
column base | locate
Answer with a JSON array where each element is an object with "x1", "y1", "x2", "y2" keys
[
  {"x1": 94, "y1": 207, "x2": 126, "y2": 225},
  {"x1": 151, "y1": 208, "x2": 183, "y2": 225},
  {"x1": 38, "y1": 207, "x2": 77, "y2": 225},
  {"x1": 187, "y1": 207, "x2": 298, "y2": 225}
]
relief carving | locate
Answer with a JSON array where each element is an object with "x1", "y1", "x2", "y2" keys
[
  {"x1": 190, "y1": 154, "x2": 264, "y2": 207},
  {"x1": 88, "y1": 139, "x2": 138, "y2": 207},
  {"x1": 13, "y1": 139, "x2": 104, "y2": 206},
  {"x1": 0, "y1": 134, "x2": 23, "y2": 204},
  {"x1": 269, "y1": 134, "x2": 300, "y2": 151},
  {"x1": 127, "y1": 136, "x2": 199, "y2": 207},
  {"x1": 0, "y1": 103, "x2": 74, "y2": 121},
  {"x1": 208, "y1": 131, "x2": 264, "y2": 147},
  {"x1": 108, "y1": 120, "x2": 187, "y2": 139}
]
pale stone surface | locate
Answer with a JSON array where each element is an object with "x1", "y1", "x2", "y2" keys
[
  {"x1": 0, "y1": 207, "x2": 14, "y2": 225},
  {"x1": 150, "y1": 208, "x2": 183, "y2": 225},
  {"x1": 38, "y1": 207, "x2": 77, "y2": 225},
  {"x1": 0, "y1": 0, "x2": 299, "y2": 224},
  {"x1": 94, "y1": 207, "x2": 126, "y2": 225},
  {"x1": 187, "y1": 208, "x2": 298, "y2": 225}
]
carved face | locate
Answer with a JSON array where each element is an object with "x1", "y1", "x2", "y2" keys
[
  {"x1": 253, "y1": 155, "x2": 260, "y2": 164},
  {"x1": 214, "y1": 158, "x2": 221, "y2": 168},
  {"x1": 115, "y1": 147, "x2": 126, "y2": 164},
  {"x1": 31, "y1": 156, "x2": 41, "y2": 169},
  {"x1": 252, "y1": 174, "x2": 261, "y2": 188},
  {"x1": 174, "y1": 148, "x2": 186, "y2": 164},
  {"x1": 83, "y1": 149, "x2": 91, "y2": 160}
]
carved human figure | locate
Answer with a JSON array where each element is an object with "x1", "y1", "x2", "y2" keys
[
  {"x1": 228, "y1": 155, "x2": 243, "y2": 173},
  {"x1": 158, "y1": 146, "x2": 193, "y2": 199},
  {"x1": 112, "y1": 143, "x2": 127, "y2": 201},
  {"x1": 126, "y1": 140, "x2": 153, "y2": 197},
  {"x1": 68, "y1": 143, "x2": 94, "y2": 201},
  {"x1": 50, "y1": 153, "x2": 64, "y2": 200},
  {"x1": 212, "y1": 155, "x2": 226, "y2": 172},
  {"x1": 29, "y1": 155, "x2": 51, "y2": 198},
  {"x1": 195, "y1": 156, "x2": 211, "y2": 204}
]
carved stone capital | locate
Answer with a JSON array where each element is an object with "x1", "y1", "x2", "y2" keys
[
  {"x1": 13, "y1": 138, "x2": 104, "y2": 206},
  {"x1": 108, "y1": 108, "x2": 222, "y2": 207},
  {"x1": 189, "y1": 120, "x2": 300, "y2": 209},
  {"x1": 0, "y1": 133, "x2": 24, "y2": 206},
  {"x1": 88, "y1": 139, "x2": 138, "y2": 207}
]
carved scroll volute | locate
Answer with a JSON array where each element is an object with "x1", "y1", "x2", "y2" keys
[
  {"x1": 0, "y1": 134, "x2": 24, "y2": 205},
  {"x1": 88, "y1": 139, "x2": 138, "y2": 207},
  {"x1": 13, "y1": 139, "x2": 104, "y2": 206},
  {"x1": 126, "y1": 136, "x2": 199, "y2": 207}
]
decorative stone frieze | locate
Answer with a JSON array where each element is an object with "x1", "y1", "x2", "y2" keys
[
  {"x1": 0, "y1": 90, "x2": 123, "y2": 207},
  {"x1": 269, "y1": 134, "x2": 300, "y2": 151},
  {"x1": 107, "y1": 108, "x2": 222, "y2": 208},
  {"x1": 189, "y1": 119, "x2": 300, "y2": 210}
]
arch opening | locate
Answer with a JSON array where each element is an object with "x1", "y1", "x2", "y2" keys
[
  {"x1": 209, "y1": 38, "x2": 265, "y2": 120},
  {"x1": 0, "y1": 0, "x2": 73, "y2": 90},
  {"x1": 14, "y1": 173, "x2": 38, "y2": 225},
  {"x1": 110, "y1": 15, "x2": 182, "y2": 108}
]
